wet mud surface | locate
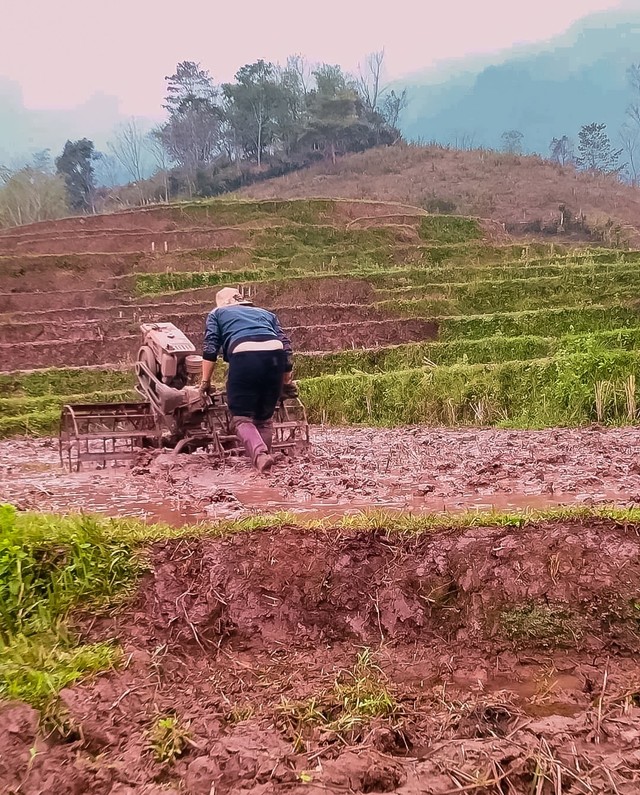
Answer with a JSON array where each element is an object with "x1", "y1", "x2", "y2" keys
[
  {"x1": 2, "y1": 425, "x2": 639, "y2": 523},
  {"x1": 3, "y1": 521, "x2": 640, "y2": 793}
]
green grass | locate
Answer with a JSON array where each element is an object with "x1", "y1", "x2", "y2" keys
[
  {"x1": 418, "y1": 250, "x2": 640, "y2": 282},
  {"x1": 440, "y1": 305, "x2": 640, "y2": 340},
  {"x1": 0, "y1": 505, "x2": 140, "y2": 639},
  {"x1": 499, "y1": 604, "x2": 578, "y2": 647},
  {"x1": 278, "y1": 649, "x2": 399, "y2": 748},
  {"x1": 0, "y1": 389, "x2": 136, "y2": 418},
  {"x1": 0, "y1": 409, "x2": 70, "y2": 438},
  {"x1": 0, "y1": 633, "x2": 120, "y2": 707},
  {"x1": 370, "y1": 267, "x2": 640, "y2": 317},
  {"x1": 132, "y1": 253, "x2": 640, "y2": 310},
  {"x1": 0, "y1": 505, "x2": 141, "y2": 707},
  {"x1": 0, "y1": 389, "x2": 138, "y2": 439},
  {"x1": 419, "y1": 215, "x2": 482, "y2": 243},
  {"x1": 294, "y1": 327, "x2": 640, "y2": 378},
  {"x1": 0, "y1": 367, "x2": 133, "y2": 399},
  {"x1": 148, "y1": 713, "x2": 192, "y2": 764},
  {"x1": 170, "y1": 197, "x2": 339, "y2": 227},
  {"x1": 300, "y1": 347, "x2": 640, "y2": 428},
  {"x1": 250, "y1": 224, "x2": 397, "y2": 259}
]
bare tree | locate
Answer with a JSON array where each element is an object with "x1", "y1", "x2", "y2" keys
[
  {"x1": 286, "y1": 54, "x2": 313, "y2": 98},
  {"x1": 619, "y1": 123, "x2": 640, "y2": 185},
  {"x1": 357, "y1": 49, "x2": 385, "y2": 113},
  {"x1": 0, "y1": 166, "x2": 68, "y2": 227},
  {"x1": 549, "y1": 135, "x2": 575, "y2": 165},
  {"x1": 381, "y1": 89, "x2": 408, "y2": 131},
  {"x1": 147, "y1": 130, "x2": 172, "y2": 202},
  {"x1": 501, "y1": 130, "x2": 524, "y2": 154},
  {"x1": 108, "y1": 118, "x2": 149, "y2": 182},
  {"x1": 355, "y1": 49, "x2": 408, "y2": 137},
  {"x1": 94, "y1": 153, "x2": 122, "y2": 187},
  {"x1": 626, "y1": 64, "x2": 640, "y2": 133},
  {"x1": 624, "y1": 64, "x2": 640, "y2": 184},
  {"x1": 452, "y1": 131, "x2": 478, "y2": 151}
]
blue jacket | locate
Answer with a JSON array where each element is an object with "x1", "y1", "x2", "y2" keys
[{"x1": 203, "y1": 305, "x2": 293, "y2": 369}]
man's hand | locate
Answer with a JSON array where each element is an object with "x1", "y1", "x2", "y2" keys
[{"x1": 200, "y1": 380, "x2": 212, "y2": 397}]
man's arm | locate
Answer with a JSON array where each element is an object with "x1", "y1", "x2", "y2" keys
[
  {"x1": 201, "y1": 311, "x2": 221, "y2": 388},
  {"x1": 272, "y1": 313, "x2": 293, "y2": 373},
  {"x1": 201, "y1": 358, "x2": 215, "y2": 388},
  {"x1": 272, "y1": 312, "x2": 293, "y2": 382}
]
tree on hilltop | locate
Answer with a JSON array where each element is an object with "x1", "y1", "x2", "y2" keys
[
  {"x1": 55, "y1": 138, "x2": 98, "y2": 212},
  {"x1": 156, "y1": 62, "x2": 223, "y2": 187},
  {"x1": 222, "y1": 60, "x2": 290, "y2": 167},
  {"x1": 163, "y1": 61, "x2": 217, "y2": 114},
  {"x1": 108, "y1": 118, "x2": 151, "y2": 183},
  {"x1": 301, "y1": 64, "x2": 372, "y2": 164},
  {"x1": 549, "y1": 135, "x2": 575, "y2": 165},
  {"x1": 621, "y1": 64, "x2": 640, "y2": 184},
  {"x1": 576, "y1": 123, "x2": 623, "y2": 175},
  {"x1": 501, "y1": 130, "x2": 524, "y2": 154},
  {"x1": 357, "y1": 50, "x2": 407, "y2": 141}
]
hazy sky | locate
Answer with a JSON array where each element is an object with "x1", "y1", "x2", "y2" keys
[{"x1": 1, "y1": 0, "x2": 631, "y2": 118}]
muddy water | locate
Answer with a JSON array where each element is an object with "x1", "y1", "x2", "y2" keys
[{"x1": 2, "y1": 425, "x2": 639, "y2": 523}]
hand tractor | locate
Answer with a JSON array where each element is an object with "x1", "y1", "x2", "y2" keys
[{"x1": 59, "y1": 322, "x2": 309, "y2": 471}]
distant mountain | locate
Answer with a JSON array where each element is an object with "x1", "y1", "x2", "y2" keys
[
  {"x1": 398, "y1": 10, "x2": 640, "y2": 155},
  {"x1": 0, "y1": 77, "x2": 157, "y2": 181},
  {"x1": 2, "y1": 8, "x2": 639, "y2": 174}
]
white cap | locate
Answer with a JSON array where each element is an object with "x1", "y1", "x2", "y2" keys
[{"x1": 215, "y1": 287, "x2": 254, "y2": 308}]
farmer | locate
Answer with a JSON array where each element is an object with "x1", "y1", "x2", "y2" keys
[{"x1": 200, "y1": 287, "x2": 297, "y2": 473}]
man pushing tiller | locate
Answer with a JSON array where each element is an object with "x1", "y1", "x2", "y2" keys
[{"x1": 200, "y1": 287, "x2": 298, "y2": 473}]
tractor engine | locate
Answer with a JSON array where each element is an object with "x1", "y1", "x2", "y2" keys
[
  {"x1": 137, "y1": 322, "x2": 202, "y2": 389},
  {"x1": 135, "y1": 323, "x2": 211, "y2": 447}
]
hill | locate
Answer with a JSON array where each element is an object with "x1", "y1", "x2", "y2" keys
[
  {"x1": 238, "y1": 143, "x2": 640, "y2": 245},
  {"x1": 397, "y1": 9, "x2": 640, "y2": 154}
]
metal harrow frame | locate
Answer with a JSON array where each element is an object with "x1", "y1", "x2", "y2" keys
[
  {"x1": 59, "y1": 394, "x2": 309, "y2": 471},
  {"x1": 59, "y1": 402, "x2": 161, "y2": 472}
]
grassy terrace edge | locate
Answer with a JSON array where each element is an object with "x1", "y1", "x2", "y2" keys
[
  {"x1": 2, "y1": 346, "x2": 640, "y2": 437},
  {"x1": 130, "y1": 248, "x2": 640, "y2": 296},
  {"x1": 5, "y1": 325, "x2": 640, "y2": 393},
  {"x1": 2, "y1": 503, "x2": 640, "y2": 708}
]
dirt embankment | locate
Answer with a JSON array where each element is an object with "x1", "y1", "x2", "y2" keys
[
  {"x1": 3, "y1": 520, "x2": 640, "y2": 794},
  {"x1": 0, "y1": 288, "x2": 128, "y2": 313},
  {"x1": 0, "y1": 251, "x2": 256, "y2": 294},
  {"x1": 0, "y1": 277, "x2": 380, "y2": 317},
  {"x1": 0, "y1": 319, "x2": 437, "y2": 370},
  {"x1": 0, "y1": 303, "x2": 412, "y2": 345},
  {"x1": 0, "y1": 227, "x2": 248, "y2": 256}
]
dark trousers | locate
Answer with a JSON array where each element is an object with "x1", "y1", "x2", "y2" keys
[{"x1": 227, "y1": 349, "x2": 286, "y2": 422}]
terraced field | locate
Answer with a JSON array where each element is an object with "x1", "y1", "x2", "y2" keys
[
  {"x1": 1, "y1": 197, "x2": 640, "y2": 439},
  {"x1": 3, "y1": 198, "x2": 640, "y2": 794}
]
